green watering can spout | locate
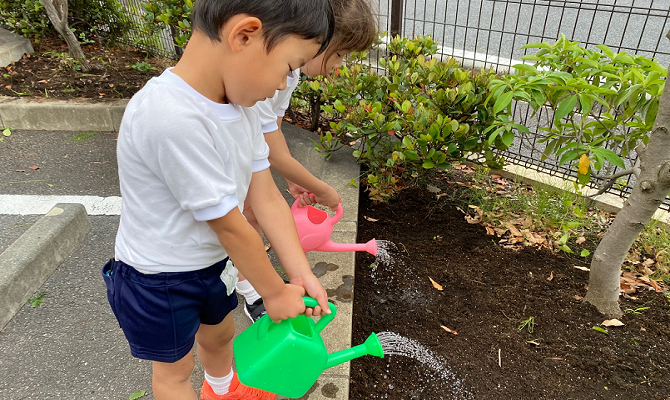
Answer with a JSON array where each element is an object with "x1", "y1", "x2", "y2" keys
[{"x1": 325, "y1": 332, "x2": 385, "y2": 369}]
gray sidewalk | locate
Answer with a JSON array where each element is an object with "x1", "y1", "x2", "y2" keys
[{"x1": 0, "y1": 123, "x2": 361, "y2": 399}]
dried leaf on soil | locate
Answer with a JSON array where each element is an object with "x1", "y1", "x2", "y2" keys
[
  {"x1": 429, "y1": 277, "x2": 443, "y2": 291},
  {"x1": 440, "y1": 325, "x2": 458, "y2": 335},
  {"x1": 574, "y1": 266, "x2": 590, "y2": 271},
  {"x1": 602, "y1": 319, "x2": 624, "y2": 327},
  {"x1": 363, "y1": 216, "x2": 379, "y2": 222},
  {"x1": 575, "y1": 236, "x2": 586, "y2": 244},
  {"x1": 547, "y1": 272, "x2": 554, "y2": 281},
  {"x1": 29, "y1": 165, "x2": 39, "y2": 170}
]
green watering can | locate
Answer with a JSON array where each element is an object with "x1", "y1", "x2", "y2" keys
[{"x1": 233, "y1": 297, "x2": 385, "y2": 398}]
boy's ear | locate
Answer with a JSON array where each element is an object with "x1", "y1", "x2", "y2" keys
[{"x1": 227, "y1": 16, "x2": 263, "y2": 53}]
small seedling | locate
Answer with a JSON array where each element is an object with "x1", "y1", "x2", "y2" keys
[
  {"x1": 592, "y1": 326, "x2": 608, "y2": 334},
  {"x1": 128, "y1": 61, "x2": 157, "y2": 73},
  {"x1": 580, "y1": 249, "x2": 590, "y2": 257},
  {"x1": 29, "y1": 291, "x2": 46, "y2": 308},
  {"x1": 624, "y1": 306, "x2": 650, "y2": 315},
  {"x1": 518, "y1": 317, "x2": 535, "y2": 333}
]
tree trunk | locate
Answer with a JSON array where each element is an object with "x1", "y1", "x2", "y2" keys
[
  {"x1": 42, "y1": 0, "x2": 91, "y2": 72},
  {"x1": 310, "y1": 96, "x2": 321, "y2": 131},
  {"x1": 584, "y1": 48, "x2": 670, "y2": 317}
]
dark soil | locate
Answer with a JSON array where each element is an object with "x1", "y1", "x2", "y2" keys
[
  {"x1": 0, "y1": 38, "x2": 171, "y2": 100},
  {"x1": 350, "y1": 174, "x2": 670, "y2": 399}
]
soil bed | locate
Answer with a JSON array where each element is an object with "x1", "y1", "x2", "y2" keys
[
  {"x1": 351, "y1": 173, "x2": 670, "y2": 399},
  {"x1": 0, "y1": 38, "x2": 170, "y2": 100}
]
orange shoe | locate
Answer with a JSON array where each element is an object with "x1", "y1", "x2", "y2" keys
[{"x1": 200, "y1": 373, "x2": 277, "y2": 400}]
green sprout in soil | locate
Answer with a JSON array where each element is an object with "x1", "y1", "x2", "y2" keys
[{"x1": 518, "y1": 317, "x2": 535, "y2": 333}]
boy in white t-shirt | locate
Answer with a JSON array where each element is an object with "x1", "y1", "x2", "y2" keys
[
  {"x1": 235, "y1": 0, "x2": 378, "y2": 322},
  {"x1": 101, "y1": 1, "x2": 334, "y2": 399}
]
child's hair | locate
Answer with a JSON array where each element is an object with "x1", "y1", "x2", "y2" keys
[
  {"x1": 191, "y1": 0, "x2": 334, "y2": 55},
  {"x1": 322, "y1": 0, "x2": 377, "y2": 62}
]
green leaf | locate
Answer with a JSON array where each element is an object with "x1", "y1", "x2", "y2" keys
[
  {"x1": 592, "y1": 326, "x2": 608, "y2": 334},
  {"x1": 401, "y1": 100, "x2": 412, "y2": 113},
  {"x1": 129, "y1": 390, "x2": 147, "y2": 400},
  {"x1": 559, "y1": 244, "x2": 574, "y2": 253},
  {"x1": 2, "y1": 128, "x2": 11, "y2": 137},
  {"x1": 591, "y1": 148, "x2": 625, "y2": 168},
  {"x1": 493, "y1": 91, "x2": 514, "y2": 114},
  {"x1": 513, "y1": 64, "x2": 538, "y2": 74},
  {"x1": 554, "y1": 95, "x2": 578, "y2": 123},
  {"x1": 501, "y1": 130, "x2": 515, "y2": 147},
  {"x1": 580, "y1": 249, "x2": 591, "y2": 257},
  {"x1": 558, "y1": 149, "x2": 579, "y2": 166},
  {"x1": 422, "y1": 161, "x2": 435, "y2": 169},
  {"x1": 596, "y1": 44, "x2": 614, "y2": 59},
  {"x1": 403, "y1": 150, "x2": 418, "y2": 160}
]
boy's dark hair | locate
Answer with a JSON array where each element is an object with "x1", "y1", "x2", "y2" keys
[
  {"x1": 192, "y1": 0, "x2": 334, "y2": 55},
  {"x1": 323, "y1": 0, "x2": 377, "y2": 63}
]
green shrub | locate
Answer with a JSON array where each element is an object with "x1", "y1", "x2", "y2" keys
[
  {"x1": 487, "y1": 33, "x2": 666, "y2": 187},
  {"x1": 139, "y1": 0, "x2": 192, "y2": 53},
  {"x1": 0, "y1": 0, "x2": 50, "y2": 40},
  {"x1": 0, "y1": 0, "x2": 129, "y2": 43},
  {"x1": 295, "y1": 35, "x2": 508, "y2": 201}
]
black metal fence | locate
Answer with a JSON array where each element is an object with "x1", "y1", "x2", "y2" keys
[{"x1": 374, "y1": 0, "x2": 670, "y2": 210}]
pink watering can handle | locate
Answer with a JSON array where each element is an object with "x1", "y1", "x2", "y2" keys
[{"x1": 290, "y1": 197, "x2": 344, "y2": 226}]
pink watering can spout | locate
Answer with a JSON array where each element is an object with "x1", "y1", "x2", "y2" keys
[{"x1": 291, "y1": 198, "x2": 377, "y2": 256}]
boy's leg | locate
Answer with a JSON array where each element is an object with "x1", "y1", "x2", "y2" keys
[
  {"x1": 152, "y1": 350, "x2": 198, "y2": 400},
  {"x1": 195, "y1": 313, "x2": 235, "y2": 377}
]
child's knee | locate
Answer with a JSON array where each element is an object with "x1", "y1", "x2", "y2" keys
[
  {"x1": 152, "y1": 352, "x2": 195, "y2": 383},
  {"x1": 196, "y1": 317, "x2": 236, "y2": 352}
]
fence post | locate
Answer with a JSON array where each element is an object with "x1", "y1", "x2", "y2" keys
[{"x1": 390, "y1": 0, "x2": 403, "y2": 38}]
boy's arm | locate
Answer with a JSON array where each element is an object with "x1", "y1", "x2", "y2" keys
[
  {"x1": 247, "y1": 167, "x2": 330, "y2": 315},
  {"x1": 265, "y1": 117, "x2": 341, "y2": 211},
  {"x1": 206, "y1": 209, "x2": 307, "y2": 322}
]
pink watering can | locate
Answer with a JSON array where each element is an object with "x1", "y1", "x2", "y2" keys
[{"x1": 291, "y1": 198, "x2": 377, "y2": 256}]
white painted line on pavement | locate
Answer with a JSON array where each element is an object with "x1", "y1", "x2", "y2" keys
[{"x1": 0, "y1": 195, "x2": 122, "y2": 215}]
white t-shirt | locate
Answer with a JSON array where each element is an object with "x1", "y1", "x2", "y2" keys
[
  {"x1": 115, "y1": 69, "x2": 270, "y2": 272},
  {"x1": 255, "y1": 69, "x2": 301, "y2": 133}
]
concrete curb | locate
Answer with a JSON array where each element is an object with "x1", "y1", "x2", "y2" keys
[
  {"x1": 0, "y1": 97, "x2": 127, "y2": 131},
  {"x1": 0, "y1": 203, "x2": 92, "y2": 331},
  {"x1": 0, "y1": 28, "x2": 33, "y2": 68}
]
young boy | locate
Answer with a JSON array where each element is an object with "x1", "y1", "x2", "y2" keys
[
  {"x1": 235, "y1": 0, "x2": 377, "y2": 322},
  {"x1": 101, "y1": 1, "x2": 334, "y2": 399}
]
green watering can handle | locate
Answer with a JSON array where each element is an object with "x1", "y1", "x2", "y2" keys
[{"x1": 257, "y1": 297, "x2": 337, "y2": 340}]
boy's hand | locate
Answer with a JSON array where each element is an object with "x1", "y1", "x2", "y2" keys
[
  {"x1": 289, "y1": 273, "x2": 331, "y2": 318},
  {"x1": 263, "y1": 283, "x2": 307, "y2": 323}
]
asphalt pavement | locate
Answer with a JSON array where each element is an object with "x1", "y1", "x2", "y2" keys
[{"x1": 0, "y1": 124, "x2": 361, "y2": 400}]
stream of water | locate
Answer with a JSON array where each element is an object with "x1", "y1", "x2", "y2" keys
[{"x1": 376, "y1": 331, "x2": 473, "y2": 399}]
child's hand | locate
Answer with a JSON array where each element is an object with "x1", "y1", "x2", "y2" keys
[
  {"x1": 288, "y1": 182, "x2": 309, "y2": 199},
  {"x1": 263, "y1": 283, "x2": 307, "y2": 323},
  {"x1": 314, "y1": 184, "x2": 341, "y2": 212},
  {"x1": 288, "y1": 273, "x2": 331, "y2": 318}
]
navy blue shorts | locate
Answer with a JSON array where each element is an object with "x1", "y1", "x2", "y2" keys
[{"x1": 101, "y1": 258, "x2": 238, "y2": 363}]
